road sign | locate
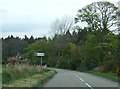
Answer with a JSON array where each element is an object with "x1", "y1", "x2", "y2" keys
[
  {"x1": 34, "y1": 53, "x2": 45, "y2": 56},
  {"x1": 34, "y1": 52, "x2": 45, "y2": 73}
]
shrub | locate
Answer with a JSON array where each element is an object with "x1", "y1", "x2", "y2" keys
[
  {"x1": 116, "y1": 66, "x2": 120, "y2": 76},
  {"x1": 100, "y1": 60, "x2": 113, "y2": 73}
]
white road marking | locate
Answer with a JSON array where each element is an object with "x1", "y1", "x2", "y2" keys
[
  {"x1": 85, "y1": 83, "x2": 93, "y2": 89},
  {"x1": 85, "y1": 83, "x2": 91, "y2": 87},
  {"x1": 73, "y1": 73, "x2": 93, "y2": 89},
  {"x1": 79, "y1": 78, "x2": 84, "y2": 82},
  {"x1": 76, "y1": 75, "x2": 78, "y2": 77}
]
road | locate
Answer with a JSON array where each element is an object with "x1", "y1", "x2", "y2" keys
[{"x1": 44, "y1": 68, "x2": 119, "y2": 88}]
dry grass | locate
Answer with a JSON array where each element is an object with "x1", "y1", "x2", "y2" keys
[
  {"x1": 3, "y1": 70, "x2": 56, "y2": 87},
  {"x1": 2, "y1": 64, "x2": 41, "y2": 84}
]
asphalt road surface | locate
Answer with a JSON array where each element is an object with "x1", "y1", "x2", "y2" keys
[{"x1": 44, "y1": 68, "x2": 119, "y2": 88}]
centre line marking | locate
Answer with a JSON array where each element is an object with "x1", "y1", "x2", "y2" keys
[
  {"x1": 85, "y1": 83, "x2": 92, "y2": 88},
  {"x1": 79, "y1": 78, "x2": 84, "y2": 82},
  {"x1": 73, "y1": 73, "x2": 93, "y2": 89},
  {"x1": 76, "y1": 75, "x2": 78, "y2": 77}
]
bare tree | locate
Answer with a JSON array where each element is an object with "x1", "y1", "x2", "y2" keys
[
  {"x1": 51, "y1": 16, "x2": 74, "y2": 35},
  {"x1": 117, "y1": 1, "x2": 120, "y2": 34}
]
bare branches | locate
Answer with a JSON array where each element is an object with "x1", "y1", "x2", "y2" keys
[{"x1": 51, "y1": 16, "x2": 74, "y2": 35}]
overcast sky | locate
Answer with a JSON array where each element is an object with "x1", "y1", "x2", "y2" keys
[{"x1": 0, "y1": 0, "x2": 119, "y2": 38}]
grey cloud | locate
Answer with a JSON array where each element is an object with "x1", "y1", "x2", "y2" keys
[
  {"x1": 2, "y1": 23, "x2": 50, "y2": 32},
  {"x1": 0, "y1": 9, "x2": 8, "y2": 13}
]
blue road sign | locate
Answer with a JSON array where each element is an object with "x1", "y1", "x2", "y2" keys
[
  {"x1": 34, "y1": 53, "x2": 45, "y2": 56},
  {"x1": 34, "y1": 53, "x2": 37, "y2": 56}
]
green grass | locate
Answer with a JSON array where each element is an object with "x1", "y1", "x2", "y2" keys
[
  {"x1": 32, "y1": 69, "x2": 57, "y2": 87},
  {"x1": 86, "y1": 70, "x2": 119, "y2": 82},
  {"x1": 2, "y1": 64, "x2": 42, "y2": 84},
  {"x1": 3, "y1": 69, "x2": 57, "y2": 87}
]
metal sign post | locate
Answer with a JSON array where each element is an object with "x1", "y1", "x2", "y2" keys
[
  {"x1": 41, "y1": 56, "x2": 42, "y2": 73},
  {"x1": 34, "y1": 53, "x2": 45, "y2": 73}
]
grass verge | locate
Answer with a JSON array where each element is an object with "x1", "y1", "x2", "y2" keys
[
  {"x1": 32, "y1": 69, "x2": 57, "y2": 87},
  {"x1": 86, "y1": 70, "x2": 119, "y2": 82},
  {"x1": 2, "y1": 69, "x2": 57, "y2": 87},
  {"x1": 2, "y1": 64, "x2": 41, "y2": 84}
]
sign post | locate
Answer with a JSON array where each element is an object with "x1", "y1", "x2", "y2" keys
[
  {"x1": 34, "y1": 53, "x2": 45, "y2": 73},
  {"x1": 41, "y1": 56, "x2": 42, "y2": 73}
]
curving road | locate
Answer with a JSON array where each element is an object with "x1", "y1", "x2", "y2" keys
[{"x1": 44, "y1": 68, "x2": 119, "y2": 88}]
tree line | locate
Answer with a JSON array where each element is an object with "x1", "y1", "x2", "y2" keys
[
  {"x1": 2, "y1": 1, "x2": 120, "y2": 73},
  {"x1": 2, "y1": 35, "x2": 47, "y2": 63}
]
